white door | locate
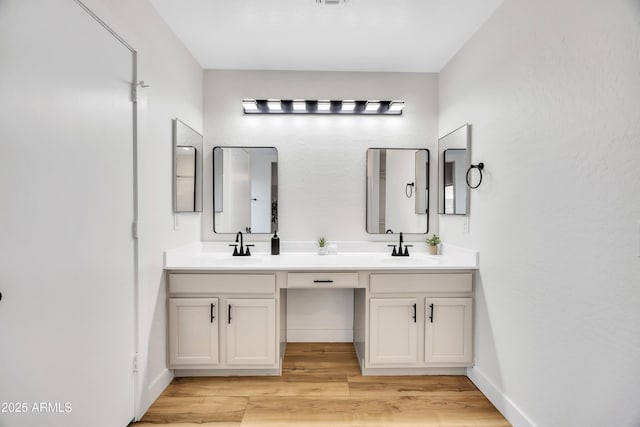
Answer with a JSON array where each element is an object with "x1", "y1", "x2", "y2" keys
[
  {"x1": 226, "y1": 299, "x2": 276, "y2": 366},
  {"x1": 369, "y1": 298, "x2": 418, "y2": 365},
  {"x1": 169, "y1": 298, "x2": 219, "y2": 366},
  {"x1": 0, "y1": 1, "x2": 135, "y2": 426},
  {"x1": 425, "y1": 298, "x2": 473, "y2": 365}
]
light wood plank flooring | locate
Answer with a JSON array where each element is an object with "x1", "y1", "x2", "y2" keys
[{"x1": 131, "y1": 343, "x2": 510, "y2": 427}]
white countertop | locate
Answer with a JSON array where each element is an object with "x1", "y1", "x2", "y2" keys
[{"x1": 164, "y1": 242, "x2": 478, "y2": 271}]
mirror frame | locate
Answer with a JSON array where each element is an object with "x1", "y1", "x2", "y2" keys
[
  {"x1": 438, "y1": 124, "x2": 470, "y2": 215},
  {"x1": 212, "y1": 146, "x2": 279, "y2": 234},
  {"x1": 365, "y1": 147, "x2": 430, "y2": 234},
  {"x1": 172, "y1": 118, "x2": 203, "y2": 213}
]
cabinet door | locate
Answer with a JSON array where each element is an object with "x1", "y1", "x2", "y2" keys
[
  {"x1": 169, "y1": 298, "x2": 219, "y2": 366},
  {"x1": 369, "y1": 298, "x2": 418, "y2": 365},
  {"x1": 226, "y1": 298, "x2": 276, "y2": 366},
  {"x1": 425, "y1": 298, "x2": 472, "y2": 365}
]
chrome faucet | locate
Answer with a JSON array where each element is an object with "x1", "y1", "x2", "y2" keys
[
  {"x1": 230, "y1": 231, "x2": 254, "y2": 256},
  {"x1": 388, "y1": 232, "x2": 412, "y2": 257}
]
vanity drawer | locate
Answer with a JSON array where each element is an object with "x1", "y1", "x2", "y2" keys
[
  {"x1": 169, "y1": 273, "x2": 276, "y2": 295},
  {"x1": 287, "y1": 272, "x2": 358, "y2": 288},
  {"x1": 370, "y1": 273, "x2": 472, "y2": 294}
]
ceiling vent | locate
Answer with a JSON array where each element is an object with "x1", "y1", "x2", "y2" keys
[{"x1": 316, "y1": 0, "x2": 350, "y2": 5}]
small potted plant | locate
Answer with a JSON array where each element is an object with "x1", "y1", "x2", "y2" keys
[
  {"x1": 426, "y1": 234, "x2": 441, "y2": 255},
  {"x1": 317, "y1": 237, "x2": 328, "y2": 255}
]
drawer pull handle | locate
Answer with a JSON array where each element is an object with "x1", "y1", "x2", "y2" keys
[
  {"x1": 429, "y1": 303, "x2": 434, "y2": 323},
  {"x1": 412, "y1": 303, "x2": 417, "y2": 323},
  {"x1": 228, "y1": 304, "x2": 232, "y2": 324},
  {"x1": 210, "y1": 303, "x2": 215, "y2": 323},
  {"x1": 313, "y1": 280, "x2": 334, "y2": 284}
]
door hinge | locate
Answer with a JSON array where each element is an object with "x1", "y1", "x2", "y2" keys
[
  {"x1": 131, "y1": 221, "x2": 139, "y2": 239},
  {"x1": 131, "y1": 80, "x2": 149, "y2": 103},
  {"x1": 133, "y1": 353, "x2": 139, "y2": 373}
]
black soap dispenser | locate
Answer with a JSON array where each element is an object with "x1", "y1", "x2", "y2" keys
[{"x1": 271, "y1": 232, "x2": 280, "y2": 255}]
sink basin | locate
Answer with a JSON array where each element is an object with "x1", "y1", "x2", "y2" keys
[
  {"x1": 197, "y1": 254, "x2": 264, "y2": 264},
  {"x1": 225, "y1": 257, "x2": 263, "y2": 264},
  {"x1": 375, "y1": 256, "x2": 440, "y2": 266}
]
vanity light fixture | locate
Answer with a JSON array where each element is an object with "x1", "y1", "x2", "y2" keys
[
  {"x1": 388, "y1": 100, "x2": 405, "y2": 114},
  {"x1": 292, "y1": 99, "x2": 306, "y2": 112},
  {"x1": 317, "y1": 100, "x2": 331, "y2": 113},
  {"x1": 341, "y1": 100, "x2": 356, "y2": 113},
  {"x1": 364, "y1": 100, "x2": 381, "y2": 113},
  {"x1": 241, "y1": 99, "x2": 404, "y2": 115},
  {"x1": 242, "y1": 99, "x2": 259, "y2": 113},
  {"x1": 267, "y1": 99, "x2": 283, "y2": 113}
]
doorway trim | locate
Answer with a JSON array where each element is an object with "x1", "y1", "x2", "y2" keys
[{"x1": 73, "y1": 1, "x2": 141, "y2": 421}]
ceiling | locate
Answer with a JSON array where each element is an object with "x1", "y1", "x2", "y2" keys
[{"x1": 149, "y1": 0, "x2": 504, "y2": 72}]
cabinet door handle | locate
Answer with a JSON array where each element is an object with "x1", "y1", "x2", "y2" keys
[
  {"x1": 313, "y1": 280, "x2": 334, "y2": 284},
  {"x1": 412, "y1": 303, "x2": 417, "y2": 323},
  {"x1": 210, "y1": 303, "x2": 215, "y2": 323},
  {"x1": 228, "y1": 304, "x2": 232, "y2": 324},
  {"x1": 429, "y1": 303, "x2": 434, "y2": 323}
]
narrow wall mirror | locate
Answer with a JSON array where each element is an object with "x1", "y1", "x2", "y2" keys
[
  {"x1": 366, "y1": 148, "x2": 429, "y2": 234},
  {"x1": 172, "y1": 118, "x2": 203, "y2": 212},
  {"x1": 438, "y1": 124, "x2": 470, "y2": 215},
  {"x1": 213, "y1": 147, "x2": 278, "y2": 234}
]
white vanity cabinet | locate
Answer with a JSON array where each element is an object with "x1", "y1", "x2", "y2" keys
[
  {"x1": 165, "y1": 252, "x2": 477, "y2": 377},
  {"x1": 168, "y1": 297, "x2": 219, "y2": 367},
  {"x1": 358, "y1": 272, "x2": 473, "y2": 375},
  {"x1": 369, "y1": 297, "x2": 418, "y2": 364},
  {"x1": 168, "y1": 273, "x2": 282, "y2": 375},
  {"x1": 226, "y1": 298, "x2": 276, "y2": 365},
  {"x1": 425, "y1": 297, "x2": 473, "y2": 365}
]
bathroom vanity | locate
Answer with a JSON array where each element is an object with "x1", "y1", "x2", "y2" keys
[{"x1": 165, "y1": 246, "x2": 477, "y2": 377}]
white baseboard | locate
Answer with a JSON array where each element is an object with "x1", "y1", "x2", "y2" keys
[
  {"x1": 467, "y1": 366, "x2": 537, "y2": 427},
  {"x1": 363, "y1": 367, "x2": 466, "y2": 376},
  {"x1": 174, "y1": 368, "x2": 280, "y2": 377},
  {"x1": 287, "y1": 329, "x2": 353, "y2": 342},
  {"x1": 137, "y1": 368, "x2": 173, "y2": 420}
]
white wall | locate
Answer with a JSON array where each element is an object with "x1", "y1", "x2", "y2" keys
[
  {"x1": 74, "y1": 0, "x2": 203, "y2": 418},
  {"x1": 202, "y1": 70, "x2": 439, "y2": 242},
  {"x1": 202, "y1": 70, "x2": 438, "y2": 340},
  {"x1": 439, "y1": 0, "x2": 640, "y2": 426}
]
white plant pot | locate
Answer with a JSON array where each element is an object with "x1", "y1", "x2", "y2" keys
[{"x1": 318, "y1": 247, "x2": 328, "y2": 255}]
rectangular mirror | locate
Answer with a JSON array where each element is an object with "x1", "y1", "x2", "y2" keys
[
  {"x1": 438, "y1": 124, "x2": 470, "y2": 215},
  {"x1": 366, "y1": 148, "x2": 429, "y2": 234},
  {"x1": 213, "y1": 147, "x2": 278, "y2": 234},
  {"x1": 173, "y1": 118, "x2": 203, "y2": 213}
]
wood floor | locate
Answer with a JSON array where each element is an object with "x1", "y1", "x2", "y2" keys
[{"x1": 132, "y1": 343, "x2": 510, "y2": 427}]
